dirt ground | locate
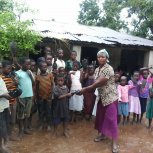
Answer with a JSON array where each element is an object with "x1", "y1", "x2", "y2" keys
[{"x1": 8, "y1": 118, "x2": 153, "y2": 153}]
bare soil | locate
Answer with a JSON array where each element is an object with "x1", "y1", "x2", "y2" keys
[{"x1": 9, "y1": 118, "x2": 153, "y2": 153}]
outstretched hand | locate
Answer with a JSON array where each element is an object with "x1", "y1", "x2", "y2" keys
[{"x1": 76, "y1": 88, "x2": 87, "y2": 95}]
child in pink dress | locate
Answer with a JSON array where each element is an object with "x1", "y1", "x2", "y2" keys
[{"x1": 118, "y1": 76, "x2": 134, "y2": 125}]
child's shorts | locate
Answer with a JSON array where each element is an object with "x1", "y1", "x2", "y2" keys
[
  {"x1": 0, "y1": 108, "x2": 9, "y2": 138},
  {"x1": 118, "y1": 102, "x2": 129, "y2": 116},
  {"x1": 17, "y1": 97, "x2": 32, "y2": 119}
]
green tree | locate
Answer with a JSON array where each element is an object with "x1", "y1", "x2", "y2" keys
[
  {"x1": 126, "y1": 0, "x2": 153, "y2": 38},
  {"x1": 78, "y1": 0, "x2": 126, "y2": 31},
  {"x1": 0, "y1": 0, "x2": 41, "y2": 59},
  {"x1": 78, "y1": 0, "x2": 101, "y2": 26},
  {"x1": 78, "y1": 0, "x2": 153, "y2": 38}
]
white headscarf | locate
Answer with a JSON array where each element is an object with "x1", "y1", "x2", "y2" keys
[{"x1": 97, "y1": 49, "x2": 109, "y2": 63}]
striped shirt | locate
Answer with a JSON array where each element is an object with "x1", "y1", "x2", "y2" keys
[
  {"x1": 1, "y1": 74, "x2": 17, "y2": 105},
  {"x1": 36, "y1": 73, "x2": 54, "y2": 100}
]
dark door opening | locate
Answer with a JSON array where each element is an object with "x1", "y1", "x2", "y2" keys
[
  {"x1": 120, "y1": 49, "x2": 145, "y2": 73},
  {"x1": 81, "y1": 47, "x2": 98, "y2": 64}
]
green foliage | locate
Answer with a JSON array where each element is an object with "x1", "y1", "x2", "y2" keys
[
  {"x1": 126, "y1": 0, "x2": 153, "y2": 38},
  {"x1": 78, "y1": 0, "x2": 153, "y2": 38},
  {"x1": 78, "y1": 0, "x2": 126, "y2": 31},
  {"x1": 78, "y1": 0, "x2": 101, "y2": 26},
  {"x1": 0, "y1": 0, "x2": 41, "y2": 59}
]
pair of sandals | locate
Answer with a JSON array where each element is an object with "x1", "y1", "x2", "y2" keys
[{"x1": 94, "y1": 135, "x2": 119, "y2": 153}]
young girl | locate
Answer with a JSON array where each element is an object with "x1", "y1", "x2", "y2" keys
[
  {"x1": 69, "y1": 62, "x2": 84, "y2": 122},
  {"x1": 83, "y1": 65, "x2": 96, "y2": 120},
  {"x1": 52, "y1": 74, "x2": 72, "y2": 137},
  {"x1": 138, "y1": 69, "x2": 153, "y2": 123},
  {"x1": 146, "y1": 81, "x2": 153, "y2": 129},
  {"x1": 128, "y1": 71, "x2": 141, "y2": 123},
  {"x1": 118, "y1": 76, "x2": 134, "y2": 125}
]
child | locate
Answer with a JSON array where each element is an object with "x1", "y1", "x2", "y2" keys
[
  {"x1": 128, "y1": 71, "x2": 141, "y2": 123},
  {"x1": 118, "y1": 76, "x2": 134, "y2": 125},
  {"x1": 27, "y1": 59, "x2": 37, "y2": 130},
  {"x1": 69, "y1": 62, "x2": 84, "y2": 122},
  {"x1": 45, "y1": 54, "x2": 53, "y2": 73},
  {"x1": 65, "y1": 50, "x2": 81, "y2": 72},
  {"x1": 15, "y1": 57, "x2": 34, "y2": 138},
  {"x1": 146, "y1": 82, "x2": 153, "y2": 129},
  {"x1": 52, "y1": 74, "x2": 72, "y2": 137},
  {"x1": 52, "y1": 49, "x2": 65, "y2": 69},
  {"x1": 138, "y1": 69, "x2": 153, "y2": 123},
  {"x1": 36, "y1": 61, "x2": 54, "y2": 130},
  {"x1": 1, "y1": 60, "x2": 18, "y2": 140},
  {"x1": 115, "y1": 72, "x2": 120, "y2": 87},
  {"x1": 0, "y1": 77, "x2": 10, "y2": 153},
  {"x1": 83, "y1": 65, "x2": 96, "y2": 120}
]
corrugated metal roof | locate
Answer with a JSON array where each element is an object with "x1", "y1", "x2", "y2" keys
[{"x1": 33, "y1": 20, "x2": 153, "y2": 48}]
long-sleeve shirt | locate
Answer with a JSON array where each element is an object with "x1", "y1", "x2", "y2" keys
[{"x1": 118, "y1": 85, "x2": 134, "y2": 102}]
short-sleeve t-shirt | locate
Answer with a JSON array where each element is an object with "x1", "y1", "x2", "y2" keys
[
  {"x1": 0, "y1": 77, "x2": 9, "y2": 112},
  {"x1": 36, "y1": 73, "x2": 54, "y2": 100},
  {"x1": 94, "y1": 63, "x2": 118, "y2": 106},
  {"x1": 15, "y1": 70, "x2": 33, "y2": 98}
]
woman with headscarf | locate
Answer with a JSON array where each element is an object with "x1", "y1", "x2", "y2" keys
[{"x1": 78, "y1": 49, "x2": 119, "y2": 153}]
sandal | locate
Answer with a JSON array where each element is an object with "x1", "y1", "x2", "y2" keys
[
  {"x1": 94, "y1": 135, "x2": 106, "y2": 142},
  {"x1": 112, "y1": 145, "x2": 119, "y2": 153}
]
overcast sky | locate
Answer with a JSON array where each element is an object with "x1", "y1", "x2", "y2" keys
[{"x1": 19, "y1": 0, "x2": 83, "y2": 24}]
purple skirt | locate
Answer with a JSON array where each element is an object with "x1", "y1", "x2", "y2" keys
[{"x1": 95, "y1": 100, "x2": 118, "y2": 140}]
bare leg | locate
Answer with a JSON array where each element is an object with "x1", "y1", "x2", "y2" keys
[
  {"x1": 132, "y1": 113, "x2": 136, "y2": 124},
  {"x1": 136, "y1": 114, "x2": 139, "y2": 123},
  {"x1": 123, "y1": 116, "x2": 126, "y2": 125},
  {"x1": 18, "y1": 119, "x2": 24, "y2": 139},
  {"x1": 117, "y1": 115, "x2": 121, "y2": 125},
  {"x1": 148, "y1": 119, "x2": 152, "y2": 129},
  {"x1": 53, "y1": 124, "x2": 58, "y2": 136},
  {"x1": 127, "y1": 113, "x2": 130, "y2": 123},
  {"x1": 63, "y1": 122, "x2": 69, "y2": 137},
  {"x1": 24, "y1": 118, "x2": 32, "y2": 134},
  {"x1": 140, "y1": 113, "x2": 144, "y2": 123}
]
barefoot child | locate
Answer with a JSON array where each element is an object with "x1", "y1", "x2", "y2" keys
[
  {"x1": 1, "y1": 60, "x2": 18, "y2": 140},
  {"x1": 138, "y1": 69, "x2": 153, "y2": 123},
  {"x1": 36, "y1": 61, "x2": 54, "y2": 130},
  {"x1": 146, "y1": 81, "x2": 153, "y2": 128},
  {"x1": 128, "y1": 71, "x2": 141, "y2": 124},
  {"x1": 52, "y1": 74, "x2": 73, "y2": 137},
  {"x1": 69, "y1": 62, "x2": 84, "y2": 122},
  {"x1": 118, "y1": 76, "x2": 134, "y2": 125},
  {"x1": 83, "y1": 65, "x2": 96, "y2": 120},
  {"x1": 15, "y1": 58, "x2": 34, "y2": 138}
]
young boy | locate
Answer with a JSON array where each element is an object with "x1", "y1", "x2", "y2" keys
[
  {"x1": 1, "y1": 60, "x2": 18, "y2": 141},
  {"x1": 45, "y1": 54, "x2": 53, "y2": 74},
  {"x1": 36, "y1": 61, "x2": 54, "y2": 130},
  {"x1": 52, "y1": 49, "x2": 65, "y2": 69},
  {"x1": 65, "y1": 50, "x2": 81, "y2": 72},
  {"x1": 0, "y1": 77, "x2": 11, "y2": 153},
  {"x1": 15, "y1": 58, "x2": 34, "y2": 138}
]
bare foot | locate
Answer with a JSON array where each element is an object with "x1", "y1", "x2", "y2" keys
[{"x1": 63, "y1": 131, "x2": 69, "y2": 138}]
